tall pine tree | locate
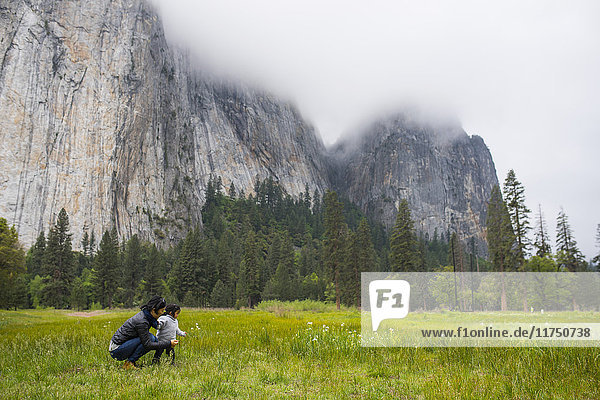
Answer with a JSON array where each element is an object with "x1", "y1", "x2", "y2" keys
[
  {"x1": 0, "y1": 218, "x2": 27, "y2": 309},
  {"x1": 323, "y1": 190, "x2": 347, "y2": 310},
  {"x1": 41, "y1": 208, "x2": 75, "y2": 308},
  {"x1": 486, "y1": 185, "x2": 515, "y2": 311},
  {"x1": 93, "y1": 229, "x2": 120, "y2": 308},
  {"x1": 390, "y1": 199, "x2": 419, "y2": 272},
  {"x1": 555, "y1": 208, "x2": 584, "y2": 271},
  {"x1": 533, "y1": 204, "x2": 552, "y2": 258},
  {"x1": 503, "y1": 169, "x2": 531, "y2": 266},
  {"x1": 237, "y1": 230, "x2": 261, "y2": 308}
]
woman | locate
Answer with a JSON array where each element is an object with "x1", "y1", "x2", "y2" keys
[{"x1": 109, "y1": 295, "x2": 178, "y2": 369}]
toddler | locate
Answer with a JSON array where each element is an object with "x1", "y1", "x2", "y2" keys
[{"x1": 153, "y1": 304, "x2": 186, "y2": 364}]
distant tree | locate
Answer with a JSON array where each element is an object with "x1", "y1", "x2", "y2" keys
[
  {"x1": 486, "y1": 186, "x2": 516, "y2": 272},
  {"x1": 26, "y1": 230, "x2": 46, "y2": 278},
  {"x1": 343, "y1": 218, "x2": 376, "y2": 307},
  {"x1": 122, "y1": 234, "x2": 143, "y2": 307},
  {"x1": 264, "y1": 232, "x2": 282, "y2": 285},
  {"x1": 389, "y1": 199, "x2": 419, "y2": 272},
  {"x1": 141, "y1": 244, "x2": 166, "y2": 298},
  {"x1": 169, "y1": 228, "x2": 202, "y2": 304},
  {"x1": 323, "y1": 190, "x2": 347, "y2": 310},
  {"x1": 533, "y1": 204, "x2": 552, "y2": 258},
  {"x1": 555, "y1": 208, "x2": 584, "y2": 272},
  {"x1": 93, "y1": 229, "x2": 120, "y2": 308},
  {"x1": 486, "y1": 185, "x2": 516, "y2": 310},
  {"x1": 237, "y1": 230, "x2": 261, "y2": 308},
  {"x1": 503, "y1": 169, "x2": 531, "y2": 266},
  {"x1": 210, "y1": 279, "x2": 232, "y2": 308},
  {"x1": 41, "y1": 208, "x2": 75, "y2": 308},
  {"x1": 0, "y1": 218, "x2": 27, "y2": 309}
]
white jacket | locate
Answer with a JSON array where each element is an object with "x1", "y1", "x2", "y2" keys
[{"x1": 157, "y1": 314, "x2": 186, "y2": 341}]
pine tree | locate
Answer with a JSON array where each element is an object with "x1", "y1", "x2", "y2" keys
[
  {"x1": 264, "y1": 232, "x2": 282, "y2": 284},
  {"x1": 41, "y1": 208, "x2": 75, "y2": 308},
  {"x1": 555, "y1": 208, "x2": 584, "y2": 271},
  {"x1": 278, "y1": 232, "x2": 297, "y2": 300},
  {"x1": 122, "y1": 234, "x2": 143, "y2": 307},
  {"x1": 503, "y1": 169, "x2": 531, "y2": 265},
  {"x1": 486, "y1": 185, "x2": 516, "y2": 311},
  {"x1": 533, "y1": 204, "x2": 552, "y2": 258},
  {"x1": 343, "y1": 218, "x2": 376, "y2": 307},
  {"x1": 170, "y1": 229, "x2": 201, "y2": 304},
  {"x1": 487, "y1": 186, "x2": 516, "y2": 272},
  {"x1": 237, "y1": 230, "x2": 261, "y2": 308},
  {"x1": 26, "y1": 230, "x2": 46, "y2": 278},
  {"x1": 323, "y1": 190, "x2": 347, "y2": 310},
  {"x1": 142, "y1": 244, "x2": 165, "y2": 298},
  {"x1": 389, "y1": 199, "x2": 419, "y2": 272},
  {"x1": 0, "y1": 218, "x2": 27, "y2": 309},
  {"x1": 93, "y1": 229, "x2": 120, "y2": 308},
  {"x1": 210, "y1": 279, "x2": 232, "y2": 308}
]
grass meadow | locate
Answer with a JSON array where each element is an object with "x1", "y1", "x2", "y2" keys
[{"x1": 1, "y1": 301, "x2": 599, "y2": 399}]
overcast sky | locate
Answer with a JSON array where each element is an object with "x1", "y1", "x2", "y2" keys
[{"x1": 150, "y1": 0, "x2": 600, "y2": 259}]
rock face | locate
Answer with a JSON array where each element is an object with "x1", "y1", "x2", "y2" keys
[
  {"x1": 0, "y1": 0, "x2": 498, "y2": 251},
  {"x1": 0, "y1": 0, "x2": 329, "y2": 246},
  {"x1": 329, "y1": 114, "x2": 498, "y2": 251}
]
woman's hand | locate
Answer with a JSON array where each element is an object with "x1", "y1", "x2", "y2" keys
[{"x1": 171, "y1": 339, "x2": 179, "y2": 348}]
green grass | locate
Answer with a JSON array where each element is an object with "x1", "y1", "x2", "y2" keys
[{"x1": 1, "y1": 303, "x2": 599, "y2": 399}]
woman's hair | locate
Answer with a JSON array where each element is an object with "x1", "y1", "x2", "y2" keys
[
  {"x1": 165, "y1": 303, "x2": 181, "y2": 317},
  {"x1": 141, "y1": 295, "x2": 166, "y2": 313}
]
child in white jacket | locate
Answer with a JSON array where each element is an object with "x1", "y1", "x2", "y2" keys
[{"x1": 153, "y1": 304, "x2": 187, "y2": 364}]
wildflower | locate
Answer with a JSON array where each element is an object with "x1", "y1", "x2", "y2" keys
[{"x1": 307, "y1": 322, "x2": 313, "y2": 325}]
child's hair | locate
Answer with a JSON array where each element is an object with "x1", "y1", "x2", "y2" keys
[
  {"x1": 165, "y1": 303, "x2": 181, "y2": 317},
  {"x1": 141, "y1": 295, "x2": 167, "y2": 313}
]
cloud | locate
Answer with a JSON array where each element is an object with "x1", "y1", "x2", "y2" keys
[{"x1": 150, "y1": 0, "x2": 600, "y2": 258}]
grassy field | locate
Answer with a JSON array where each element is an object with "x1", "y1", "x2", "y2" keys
[{"x1": 1, "y1": 302, "x2": 599, "y2": 399}]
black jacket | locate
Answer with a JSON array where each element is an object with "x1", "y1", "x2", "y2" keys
[{"x1": 111, "y1": 310, "x2": 171, "y2": 350}]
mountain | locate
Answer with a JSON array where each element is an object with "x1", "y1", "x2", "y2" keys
[
  {"x1": 0, "y1": 0, "x2": 329, "y2": 246},
  {"x1": 0, "y1": 0, "x2": 498, "y2": 251},
  {"x1": 329, "y1": 113, "x2": 498, "y2": 250}
]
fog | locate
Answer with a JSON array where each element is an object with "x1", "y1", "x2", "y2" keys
[{"x1": 150, "y1": 0, "x2": 600, "y2": 259}]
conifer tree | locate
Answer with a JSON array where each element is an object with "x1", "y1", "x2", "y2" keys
[
  {"x1": 93, "y1": 229, "x2": 120, "y2": 308},
  {"x1": 533, "y1": 204, "x2": 552, "y2": 257},
  {"x1": 26, "y1": 230, "x2": 46, "y2": 278},
  {"x1": 503, "y1": 169, "x2": 531, "y2": 265},
  {"x1": 122, "y1": 234, "x2": 143, "y2": 307},
  {"x1": 323, "y1": 190, "x2": 347, "y2": 310},
  {"x1": 0, "y1": 217, "x2": 27, "y2": 309},
  {"x1": 555, "y1": 208, "x2": 584, "y2": 271},
  {"x1": 142, "y1": 244, "x2": 165, "y2": 298},
  {"x1": 210, "y1": 279, "x2": 232, "y2": 308},
  {"x1": 278, "y1": 232, "x2": 297, "y2": 300},
  {"x1": 343, "y1": 218, "x2": 376, "y2": 307},
  {"x1": 41, "y1": 208, "x2": 75, "y2": 308},
  {"x1": 390, "y1": 199, "x2": 419, "y2": 271},
  {"x1": 487, "y1": 186, "x2": 516, "y2": 272},
  {"x1": 486, "y1": 185, "x2": 515, "y2": 310},
  {"x1": 237, "y1": 230, "x2": 261, "y2": 308}
]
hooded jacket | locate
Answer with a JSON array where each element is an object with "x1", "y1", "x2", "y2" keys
[{"x1": 111, "y1": 310, "x2": 171, "y2": 350}]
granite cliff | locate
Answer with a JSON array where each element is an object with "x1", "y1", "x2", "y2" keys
[
  {"x1": 0, "y1": 0, "x2": 329, "y2": 246},
  {"x1": 0, "y1": 0, "x2": 497, "y2": 251},
  {"x1": 329, "y1": 113, "x2": 498, "y2": 250}
]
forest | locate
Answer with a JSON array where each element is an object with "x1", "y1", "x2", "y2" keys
[{"x1": 1, "y1": 171, "x2": 598, "y2": 311}]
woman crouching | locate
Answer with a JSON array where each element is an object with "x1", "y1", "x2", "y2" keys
[{"x1": 108, "y1": 295, "x2": 178, "y2": 369}]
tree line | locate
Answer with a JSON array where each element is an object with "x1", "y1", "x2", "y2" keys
[
  {"x1": 487, "y1": 169, "x2": 597, "y2": 274},
  {"x1": 1, "y1": 175, "x2": 598, "y2": 310}
]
